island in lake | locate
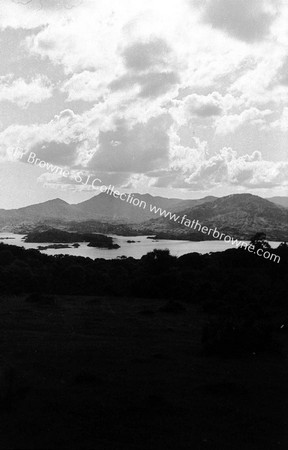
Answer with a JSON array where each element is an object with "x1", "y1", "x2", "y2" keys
[{"x1": 24, "y1": 229, "x2": 120, "y2": 249}]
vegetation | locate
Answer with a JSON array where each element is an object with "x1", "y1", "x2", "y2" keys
[
  {"x1": 0, "y1": 241, "x2": 286, "y2": 301},
  {"x1": 1, "y1": 241, "x2": 288, "y2": 449},
  {"x1": 24, "y1": 229, "x2": 120, "y2": 249}
]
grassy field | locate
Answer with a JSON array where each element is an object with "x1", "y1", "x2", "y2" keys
[{"x1": 0, "y1": 295, "x2": 288, "y2": 449}]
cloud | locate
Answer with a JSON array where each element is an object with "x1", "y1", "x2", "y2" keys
[
  {"x1": 61, "y1": 70, "x2": 110, "y2": 102},
  {"x1": 171, "y1": 92, "x2": 245, "y2": 131},
  {"x1": 0, "y1": 74, "x2": 53, "y2": 107},
  {"x1": 229, "y1": 52, "x2": 288, "y2": 105},
  {"x1": 110, "y1": 71, "x2": 180, "y2": 99},
  {"x1": 214, "y1": 107, "x2": 272, "y2": 134},
  {"x1": 153, "y1": 146, "x2": 288, "y2": 190},
  {"x1": 275, "y1": 56, "x2": 288, "y2": 85},
  {"x1": 173, "y1": 92, "x2": 237, "y2": 126},
  {"x1": 30, "y1": 141, "x2": 79, "y2": 166},
  {"x1": 0, "y1": 109, "x2": 89, "y2": 165},
  {"x1": 37, "y1": 168, "x2": 128, "y2": 192},
  {"x1": 198, "y1": 0, "x2": 278, "y2": 42},
  {"x1": 271, "y1": 107, "x2": 288, "y2": 131},
  {"x1": 60, "y1": 36, "x2": 179, "y2": 102},
  {"x1": 182, "y1": 93, "x2": 223, "y2": 117},
  {"x1": 19, "y1": 0, "x2": 83, "y2": 11},
  {"x1": 0, "y1": 104, "x2": 173, "y2": 183},
  {"x1": 121, "y1": 38, "x2": 172, "y2": 71},
  {"x1": 1, "y1": 101, "x2": 287, "y2": 194},
  {"x1": 1, "y1": 0, "x2": 288, "y2": 198},
  {"x1": 89, "y1": 114, "x2": 172, "y2": 173}
]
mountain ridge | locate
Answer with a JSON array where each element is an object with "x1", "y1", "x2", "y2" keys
[
  {"x1": 0, "y1": 193, "x2": 287, "y2": 240},
  {"x1": 139, "y1": 193, "x2": 288, "y2": 241}
]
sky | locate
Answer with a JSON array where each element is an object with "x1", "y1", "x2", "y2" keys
[{"x1": 0, "y1": 0, "x2": 288, "y2": 208}]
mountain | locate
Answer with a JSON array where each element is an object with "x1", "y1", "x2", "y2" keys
[
  {"x1": 0, "y1": 198, "x2": 83, "y2": 226},
  {"x1": 0, "y1": 193, "x2": 215, "y2": 228},
  {"x1": 139, "y1": 194, "x2": 288, "y2": 241},
  {"x1": 74, "y1": 192, "x2": 217, "y2": 223},
  {"x1": 1, "y1": 193, "x2": 287, "y2": 240},
  {"x1": 268, "y1": 197, "x2": 288, "y2": 208}
]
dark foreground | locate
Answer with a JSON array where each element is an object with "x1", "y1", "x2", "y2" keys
[{"x1": 1, "y1": 295, "x2": 288, "y2": 450}]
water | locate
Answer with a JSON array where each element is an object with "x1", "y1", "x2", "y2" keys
[{"x1": 0, "y1": 232, "x2": 281, "y2": 260}]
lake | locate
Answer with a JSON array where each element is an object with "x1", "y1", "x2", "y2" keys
[{"x1": 0, "y1": 232, "x2": 281, "y2": 260}]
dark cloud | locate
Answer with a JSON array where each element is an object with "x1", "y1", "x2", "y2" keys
[
  {"x1": 276, "y1": 57, "x2": 288, "y2": 85},
  {"x1": 29, "y1": 141, "x2": 79, "y2": 166},
  {"x1": 139, "y1": 72, "x2": 180, "y2": 98},
  {"x1": 198, "y1": 0, "x2": 278, "y2": 42},
  {"x1": 88, "y1": 114, "x2": 172, "y2": 173},
  {"x1": 111, "y1": 38, "x2": 179, "y2": 98},
  {"x1": 191, "y1": 102, "x2": 222, "y2": 117},
  {"x1": 122, "y1": 38, "x2": 171, "y2": 71},
  {"x1": 110, "y1": 71, "x2": 179, "y2": 98},
  {"x1": 12, "y1": 0, "x2": 82, "y2": 10}
]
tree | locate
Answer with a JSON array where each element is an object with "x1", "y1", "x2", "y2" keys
[{"x1": 250, "y1": 232, "x2": 271, "y2": 251}]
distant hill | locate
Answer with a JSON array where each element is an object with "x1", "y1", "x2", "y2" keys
[
  {"x1": 74, "y1": 193, "x2": 217, "y2": 223},
  {"x1": 0, "y1": 198, "x2": 82, "y2": 224},
  {"x1": 1, "y1": 193, "x2": 287, "y2": 240},
  {"x1": 0, "y1": 193, "x2": 216, "y2": 227},
  {"x1": 139, "y1": 194, "x2": 288, "y2": 241},
  {"x1": 268, "y1": 197, "x2": 288, "y2": 208}
]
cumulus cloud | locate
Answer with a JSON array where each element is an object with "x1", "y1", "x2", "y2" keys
[
  {"x1": 172, "y1": 92, "x2": 242, "y2": 126},
  {"x1": 61, "y1": 70, "x2": 111, "y2": 102},
  {"x1": 271, "y1": 107, "x2": 288, "y2": 131},
  {"x1": 11, "y1": 0, "x2": 82, "y2": 10},
  {"x1": 275, "y1": 56, "x2": 288, "y2": 85},
  {"x1": 0, "y1": 74, "x2": 53, "y2": 107},
  {"x1": 122, "y1": 39, "x2": 172, "y2": 71},
  {"x1": 198, "y1": 0, "x2": 279, "y2": 42},
  {"x1": 1, "y1": 0, "x2": 288, "y2": 198},
  {"x1": 0, "y1": 109, "x2": 89, "y2": 166},
  {"x1": 110, "y1": 71, "x2": 180, "y2": 99},
  {"x1": 89, "y1": 114, "x2": 172, "y2": 173},
  {"x1": 229, "y1": 52, "x2": 288, "y2": 105},
  {"x1": 0, "y1": 103, "x2": 173, "y2": 185},
  {"x1": 153, "y1": 147, "x2": 288, "y2": 190},
  {"x1": 215, "y1": 107, "x2": 272, "y2": 134},
  {"x1": 181, "y1": 93, "x2": 223, "y2": 117},
  {"x1": 60, "y1": 36, "x2": 179, "y2": 102}
]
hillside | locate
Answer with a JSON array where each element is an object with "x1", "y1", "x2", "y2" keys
[
  {"x1": 1, "y1": 193, "x2": 288, "y2": 240},
  {"x1": 268, "y1": 196, "x2": 288, "y2": 208},
  {"x1": 0, "y1": 193, "x2": 216, "y2": 228},
  {"x1": 139, "y1": 194, "x2": 288, "y2": 241},
  {"x1": 0, "y1": 198, "x2": 83, "y2": 225}
]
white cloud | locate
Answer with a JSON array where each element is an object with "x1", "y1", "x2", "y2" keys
[
  {"x1": 271, "y1": 107, "x2": 288, "y2": 131},
  {"x1": 172, "y1": 92, "x2": 243, "y2": 127},
  {"x1": 0, "y1": 103, "x2": 173, "y2": 179},
  {"x1": 0, "y1": 0, "x2": 288, "y2": 198},
  {"x1": 0, "y1": 109, "x2": 88, "y2": 165},
  {"x1": 153, "y1": 147, "x2": 288, "y2": 190},
  {"x1": 61, "y1": 70, "x2": 111, "y2": 102},
  {"x1": 215, "y1": 107, "x2": 272, "y2": 135},
  {"x1": 0, "y1": 74, "x2": 53, "y2": 107}
]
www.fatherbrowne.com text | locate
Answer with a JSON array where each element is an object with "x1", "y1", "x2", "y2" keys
[{"x1": 13, "y1": 150, "x2": 281, "y2": 264}]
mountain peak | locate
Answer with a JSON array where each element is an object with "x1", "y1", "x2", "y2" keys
[{"x1": 48, "y1": 198, "x2": 69, "y2": 205}]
